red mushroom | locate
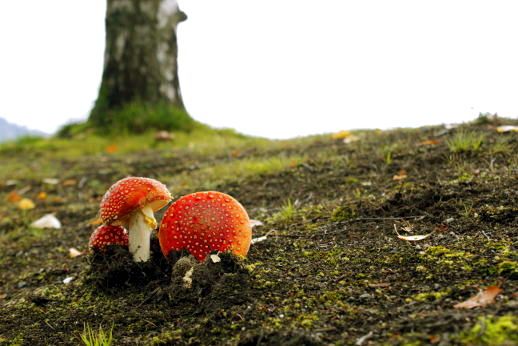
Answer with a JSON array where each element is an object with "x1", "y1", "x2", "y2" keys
[
  {"x1": 88, "y1": 225, "x2": 129, "y2": 252},
  {"x1": 158, "y1": 191, "x2": 252, "y2": 262},
  {"x1": 100, "y1": 177, "x2": 172, "y2": 262}
]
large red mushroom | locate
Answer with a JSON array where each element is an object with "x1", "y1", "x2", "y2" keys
[
  {"x1": 100, "y1": 177, "x2": 171, "y2": 262},
  {"x1": 158, "y1": 191, "x2": 252, "y2": 262}
]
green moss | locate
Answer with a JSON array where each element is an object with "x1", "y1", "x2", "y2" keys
[
  {"x1": 458, "y1": 315, "x2": 518, "y2": 346},
  {"x1": 409, "y1": 289, "x2": 450, "y2": 303},
  {"x1": 150, "y1": 329, "x2": 183, "y2": 345},
  {"x1": 497, "y1": 260, "x2": 517, "y2": 277}
]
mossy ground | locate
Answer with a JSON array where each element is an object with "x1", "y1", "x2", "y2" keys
[{"x1": 0, "y1": 117, "x2": 517, "y2": 345}]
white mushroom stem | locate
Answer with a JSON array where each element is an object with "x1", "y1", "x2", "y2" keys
[{"x1": 128, "y1": 205, "x2": 157, "y2": 262}]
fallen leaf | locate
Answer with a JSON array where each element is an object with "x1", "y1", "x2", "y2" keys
[
  {"x1": 332, "y1": 130, "x2": 353, "y2": 140},
  {"x1": 154, "y1": 131, "x2": 174, "y2": 142},
  {"x1": 393, "y1": 169, "x2": 408, "y2": 181},
  {"x1": 49, "y1": 196, "x2": 65, "y2": 204},
  {"x1": 105, "y1": 144, "x2": 118, "y2": 154},
  {"x1": 251, "y1": 235, "x2": 268, "y2": 244},
  {"x1": 37, "y1": 191, "x2": 48, "y2": 200},
  {"x1": 343, "y1": 135, "x2": 360, "y2": 144},
  {"x1": 31, "y1": 214, "x2": 61, "y2": 229},
  {"x1": 63, "y1": 276, "x2": 74, "y2": 284},
  {"x1": 368, "y1": 282, "x2": 391, "y2": 288},
  {"x1": 210, "y1": 254, "x2": 221, "y2": 263},
  {"x1": 429, "y1": 335, "x2": 441, "y2": 344},
  {"x1": 62, "y1": 179, "x2": 77, "y2": 187},
  {"x1": 68, "y1": 248, "x2": 83, "y2": 258},
  {"x1": 454, "y1": 286, "x2": 502, "y2": 309},
  {"x1": 496, "y1": 125, "x2": 518, "y2": 133},
  {"x1": 249, "y1": 219, "x2": 264, "y2": 228},
  {"x1": 43, "y1": 178, "x2": 59, "y2": 185},
  {"x1": 394, "y1": 224, "x2": 433, "y2": 241},
  {"x1": 6, "y1": 191, "x2": 22, "y2": 203},
  {"x1": 18, "y1": 198, "x2": 35, "y2": 210},
  {"x1": 398, "y1": 234, "x2": 433, "y2": 241},
  {"x1": 419, "y1": 139, "x2": 441, "y2": 146}
]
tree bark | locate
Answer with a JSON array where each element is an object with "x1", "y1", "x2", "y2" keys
[{"x1": 89, "y1": 0, "x2": 187, "y2": 127}]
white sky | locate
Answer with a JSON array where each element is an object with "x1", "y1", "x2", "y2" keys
[{"x1": 0, "y1": 0, "x2": 517, "y2": 139}]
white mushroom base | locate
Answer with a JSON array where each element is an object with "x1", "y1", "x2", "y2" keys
[{"x1": 128, "y1": 206, "x2": 157, "y2": 262}]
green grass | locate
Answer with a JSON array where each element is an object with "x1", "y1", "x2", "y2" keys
[
  {"x1": 270, "y1": 199, "x2": 297, "y2": 223},
  {"x1": 168, "y1": 155, "x2": 305, "y2": 194},
  {"x1": 447, "y1": 131, "x2": 485, "y2": 153},
  {"x1": 80, "y1": 323, "x2": 113, "y2": 346}
]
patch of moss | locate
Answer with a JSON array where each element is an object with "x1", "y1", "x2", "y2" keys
[
  {"x1": 458, "y1": 315, "x2": 518, "y2": 346},
  {"x1": 408, "y1": 289, "x2": 451, "y2": 303},
  {"x1": 419, "y1": 246, "x2": 474, "y2": 273}
]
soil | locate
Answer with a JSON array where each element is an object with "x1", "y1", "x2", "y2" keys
[{"x1": 0, "y1": 117, "x2": 517, "y2": 345}]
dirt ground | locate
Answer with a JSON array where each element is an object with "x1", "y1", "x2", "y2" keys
[{"x1": 0, "y1": 117, "x2": 516, "y2": 345}]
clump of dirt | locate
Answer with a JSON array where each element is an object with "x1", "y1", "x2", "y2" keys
[
  {"x1": 86, "y1": 237, "x2": 170, "y2": 292},
  {"x1": 166, "y1": 252, "x2": 251, "y2": 311}
]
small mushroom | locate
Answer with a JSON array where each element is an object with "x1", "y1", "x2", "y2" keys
[
  {"x1": 99, "y1": 177, "x2": 172, "y2": 262},
  {"x1": 88, "y1": 225, "x2": 129, "y2": 252},
  {"x1": 158, "y1": 191, "x2": 252, "y2": 262}
]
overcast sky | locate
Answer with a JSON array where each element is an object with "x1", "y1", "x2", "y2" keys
[{"x1": 0, "y1": 0, "x2": 517, "y2": 139}]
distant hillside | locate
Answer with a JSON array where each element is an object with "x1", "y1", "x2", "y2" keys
[{"x1": 0, "y1": 117, "x2": 47, "y2": 142}]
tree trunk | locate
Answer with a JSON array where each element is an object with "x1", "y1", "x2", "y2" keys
[{"x1": 89, "y1": 0, "x2": 187, "y2": 128}]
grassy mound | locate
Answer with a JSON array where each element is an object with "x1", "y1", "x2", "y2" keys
[{"x1": 0, "y1": 116, "x2": 517, "y2": 345}]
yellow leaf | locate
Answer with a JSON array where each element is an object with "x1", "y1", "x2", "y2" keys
[
  {"x1": 331, "y1": 130, "x2": 353, "y2": 140},
  {"x1": 18, "y1": 198, "x2": 35, "y2": 210},
  {"x1": 37, "y1": 191, "x2": 48, "y2": 200}
]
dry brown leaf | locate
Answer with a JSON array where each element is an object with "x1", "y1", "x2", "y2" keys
[
  {"x1": 63, "y1": 179, "x2": 77, "y2": 187},
  {"x1": 453, "y1": 286, "x2": 502, "y2": 309},
  {"x1": 419, "y1": 139, "x2": 441, "y2": 146},
  {"x1": 6, "y1": 191, "x2": 22, "y2": 203},
  {"x1": 49, "y1": 196, "x2": 65, "y2": 203},
  {"x1": 393, "y1": 169, "x2": 408, "y2": 181},
  {"x1": 17, "y1": 198, "x2": 35, "y2": 210}
]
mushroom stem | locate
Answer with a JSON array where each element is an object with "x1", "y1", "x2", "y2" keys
[{"x1": 128, "y1": 205, "x2": 157, "y2": 262}]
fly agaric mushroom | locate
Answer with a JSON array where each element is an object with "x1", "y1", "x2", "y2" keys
[
  {"x1": 158, "y1": 191, "x2": 252, "y2": 262},
  {"x1": 88, "y1": 225, "x2": 129, "y2": 252},
  {"x1": 100, "y1": 177, "x2": 172, "y2": 262}
]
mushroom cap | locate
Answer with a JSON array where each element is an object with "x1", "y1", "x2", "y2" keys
[
  {"x1": 99, "y1": 177, "x2": 172, "y2": 225},
  {"x1": 158, "y1": 191, "x2": 252, "y2": 262},
  {"x1": 89, "y1": 225, "x2": 129, "y2": 251}
]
